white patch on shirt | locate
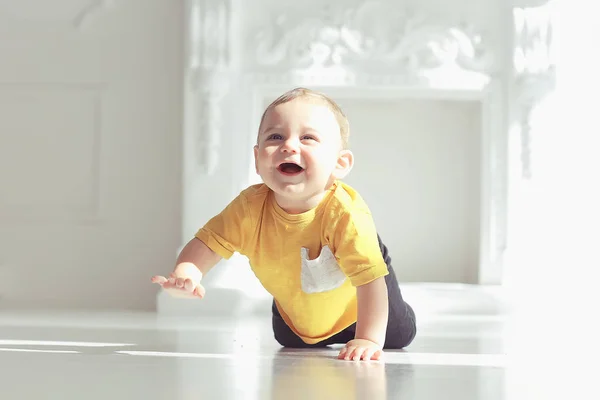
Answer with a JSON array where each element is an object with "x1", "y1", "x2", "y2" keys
[{"x1": 300, "y1": 245, "x2": 347, "y2": 294}]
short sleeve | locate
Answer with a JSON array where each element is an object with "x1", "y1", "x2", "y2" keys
[
  {"x1": 330, "y1": 210, "x2": 389, "y2": 286},
  {"x1": 195, "y1": 193, "x2": 251, "y2": 259}
]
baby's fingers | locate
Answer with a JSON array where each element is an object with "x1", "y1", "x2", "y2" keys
[
  {"x1": 184, "y1": 279, "x2": 195, "y2": 292},
  {"x1": 361, "y1": 348, "x2": 382, "y2": 361},
  {"x1": 151, "y1": 275, "x2": 168, "y2": 285},
  {"x1": 193, "y1": 284, "x2": 206, "y2": 298},
  {"x1": 340, "y1": 346, "x2": 358, "y2": 360},
  {"x1": 351, "y1": 347, "x2": 366, "y2": 361}
]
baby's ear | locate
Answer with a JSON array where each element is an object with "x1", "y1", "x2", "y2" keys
[
  {"x1": 253, "y1": 145, "x2": 259, "y2": 174},
  {"x1": 333, "y1": 149, "x2": 354, "y2": 179}
]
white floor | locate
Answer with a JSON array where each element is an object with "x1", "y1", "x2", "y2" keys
[{"x1": 0, "y1": 285, "x2": 593, "y2": 399}]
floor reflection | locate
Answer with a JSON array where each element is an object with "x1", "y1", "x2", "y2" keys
[{"x1": 268, "y1": 348, "x2": 415, "y2": 400}]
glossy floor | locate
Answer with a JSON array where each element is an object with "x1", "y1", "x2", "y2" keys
[{"x1": 0, "y1": 299, "x2": 592, "y2": 399}]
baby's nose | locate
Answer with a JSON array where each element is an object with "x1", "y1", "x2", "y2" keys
[{"x1": 281, "y1": 139, "x2": 299, "y2": 153}]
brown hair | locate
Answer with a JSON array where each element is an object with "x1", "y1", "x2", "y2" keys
[{"x1": 258, "y1": 87, "x2": 350, "y2": 149}]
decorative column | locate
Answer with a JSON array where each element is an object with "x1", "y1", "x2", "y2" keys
[
  {"x1": 504, "y1": 3, "x2": 600, "y2": 396},
  {"x1": 186, "y1": 0, "x2": 232, "y2": 175},
  {"x1": 511, "y1": 2, "x2": 555, "y2": 180},
  {"x1": 503, "y1": 1, "x2": 556, "y2": 290},
  {"x1": 157, "y1": 0, "x2": 241, "y2": 316}
]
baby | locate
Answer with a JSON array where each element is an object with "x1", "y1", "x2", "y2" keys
[{"x1": 152, "y1": 88, "x2": 416, "y2": 361}]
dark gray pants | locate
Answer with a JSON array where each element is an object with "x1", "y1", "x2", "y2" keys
[{"x1": 272, "y1": 234, "x2": 417, "y2": 349}]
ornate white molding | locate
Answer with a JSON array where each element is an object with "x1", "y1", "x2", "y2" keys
[
  {"x1": 187, "y1": 0, "x2": 232, "y2": 175},
  {"x1": 512, "y1": 3, "x2": 556, "y2": 179},
  {"x1": 251, "y1": 1, "x2": 496, "y2": 89}
]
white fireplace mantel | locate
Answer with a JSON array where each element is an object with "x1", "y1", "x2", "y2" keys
[{"x1": 160, "y1": 0, "x2": 556, "y2": 314}]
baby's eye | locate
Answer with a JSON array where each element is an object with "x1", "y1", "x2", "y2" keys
[
  {"x1": 267, "y1": 134, "x2": 283, "y2": 140},
  {"x1": 301, "y1": 135, "x2": 316, "y2": 141}
]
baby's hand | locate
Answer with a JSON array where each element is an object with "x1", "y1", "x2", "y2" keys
[
  {"x1": 338, "y1": 339, "x2": 383, "y2": 361},
  {"x1": 151, "y1": 273, "x2": 205, "y2": 299}
]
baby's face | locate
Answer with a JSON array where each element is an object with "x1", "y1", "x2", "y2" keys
[{"x1": 254, "y1": 97, "x2": 344, "y2": 203}]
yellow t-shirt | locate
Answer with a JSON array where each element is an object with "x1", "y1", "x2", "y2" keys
[{"x1": 195, "y1": 181, "x2": 389, "y2": 344}]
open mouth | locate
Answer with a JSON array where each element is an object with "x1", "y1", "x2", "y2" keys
[{"x1": 277, "y1": 162, "x2": 304, "y2": 176}]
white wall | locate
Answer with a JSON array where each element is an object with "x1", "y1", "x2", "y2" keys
[
  {"x1": 2, "y1": 0, "x2": 561, "y2": 315},
  {"x1": 0, "y1": 0, "x2": 183, "y2": 311},
  {"x1": 340, "y1": 98, "x2": 482, "y2": 283}
]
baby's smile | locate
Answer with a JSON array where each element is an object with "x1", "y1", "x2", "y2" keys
[{"x1": 277, "y1": 162, "x2": 305, "y2": 176}]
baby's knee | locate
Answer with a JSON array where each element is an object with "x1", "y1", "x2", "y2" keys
[
  {"x1": 273, "y1": 330, "x2": 299, "y2": 347},
  {"x1": 273, "y1": 330, "x2": 323, "y2": 348},
  {"x1": 384, "y1": 321, "x2": 417, "y2": 349}
]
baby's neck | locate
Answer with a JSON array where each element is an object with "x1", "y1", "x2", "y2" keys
[{"x1": 274, "y1": 190, "x2": 329, "y2": 214}]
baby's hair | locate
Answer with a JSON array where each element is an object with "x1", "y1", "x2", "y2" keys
[{"x1": 258, "y1": 87, "x2": 350, "y2": 149}]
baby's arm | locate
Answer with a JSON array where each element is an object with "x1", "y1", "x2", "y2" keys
[
  {"x1": 330, "y1": 208, "x2": 391, "y2": 361},
  {"x1": 153, "y1": 189, "x2": 249, "y2": 297},
  {"x1": 355, "y1": 277, "x2": 389, "y2": 346},
  {"x1": 174, "y1": 237, "x2": 222, "y2": 282},
  {"x1": 151, "y1": 238, "x2": 222, "y2": 298},
  {"x1": 337, "y1": 277, "x2": 388, "y2": 361}
]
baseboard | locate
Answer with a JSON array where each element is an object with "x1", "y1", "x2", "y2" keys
[{"x1": 157, "y1": 282, "x2": 511, "y2": 319}]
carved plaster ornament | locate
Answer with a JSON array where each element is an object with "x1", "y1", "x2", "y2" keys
[{"x1": 253, "y1": 1, "x2": 495, "y2": 88}]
